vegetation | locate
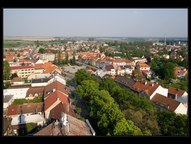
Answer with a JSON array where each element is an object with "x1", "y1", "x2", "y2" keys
[
  {"x1": 11, "y1": 73, "x2": 18, "y2": 79},
  {"x1": 3, "y1": 81, "x2": 11, "y2": 89},
  {"x1": 4, "y1": 40, "x2": 35, "y2": 48},
  {"x1": 157, "y1": 111, "x2": 188, "y2": 136},
  {"x1": 38, "y1": 48, "x2": 46, "y2": 54},
  {"x1": 3, "y1": 60, "x2": 11, "y2": 80},
  {"x1": 12, "y1": 97, "x2": 43, "y2": 105},
  {"x1": 74, "y1": 69, "x2": 188, "y2": 136}
]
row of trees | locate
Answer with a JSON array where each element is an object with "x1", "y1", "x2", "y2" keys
[
  {"x1": 74, "y1": 69, "x2": 188, "y2": 136},
  {"x1": 54, "y1": 51, "x2": 76, "y2": 66}
]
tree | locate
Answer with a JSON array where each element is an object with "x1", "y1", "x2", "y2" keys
[
  {"x1": 4, "y1": 81, "x2": 11, "y2": 89},
  {"x1": 38, "y1": 48, "x2": 45, "y2": 54},
  {"x1": 17, "y1": 53, "x2": 20, "y2": 57},
  {"x1": 3, "y1": 60, "x2": 11, "y2": 80},
  {"x1": 161, "y1": 62, "x2": 176, "y2": 80},
  {"x1": 157, "y1": 111, "x2": 188, "y2": 136},
  {"x1": 65, "y1": 51, "x2": 69, "y2": 64},
  {"x1": 76, "y1": 80, "x2": 99, "y2": 101},
  {"x1": 11, "y1": 73, "x2": 18, "y2": 79},
  {"x1": 72, "y1": 51, "x2": 76, "y2": 64},
  {"x1": 74, "y1": 69, "x2": 92, "y2": 85},
  {"x1": 113, "y1": 118, "x2": 142, "y2": 136}
]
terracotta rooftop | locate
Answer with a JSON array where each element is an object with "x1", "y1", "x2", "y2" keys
[
  {"x1": 26, "y1": 86, "x2": 45, "y2": 97},
  {"x1": 7, "y1": 102, "x2": 43, "y2": 116},
  {"x1": 44, "y1": 80, "x2": 68, "y2": 98},
  {"x1": 10, "y1": 66, "x2": 35, "y2": 70},
  {"x1": 133, "y1": 81, "x2": 159, "y2": 96},
  {"x1": 34, "y1": 114, "x2": 92, "y2": 136},
  {"x1": 168, "y1": 87, "x2": 185, "y2": 97},
  {"x1": 151, "y1": 93, "x2": 180, "y2": 112},
  {"x1": 137, "y1": 63, "x2": 150, "y2": 68}
]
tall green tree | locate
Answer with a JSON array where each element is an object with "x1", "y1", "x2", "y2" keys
[
  {"x1": 3, "y1": 60, "x2": 11, "y2": 80},
  {"x1": 38, "y1": 48, "x2": 45, "y2": 54},
  {"x1": 113, "y1": 118, "x2": 142, "y2": 136},
  {"x1": 157, "y1": 111, "x2": 188, "y2": 136},
  {"x1": 161, "y1": 62, "x2": 176, "y2": 80},
  {"x1": 72, "y1": 51, "x2": 76, "y2": 64},
  {"x1": 65, "y1": 51, "x2": 69, "y2": 64},
  {"x1": 74, "y1": 69, "x2": 92, "y2": 85}
]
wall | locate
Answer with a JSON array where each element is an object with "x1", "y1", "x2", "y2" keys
[
  {"x1": 31, "y1": 82, "x2": 48, "y2": 87},
  {"x1": 174, "y1": 103, "x2": 187, "y2": 115},
  {"x1": 150, "y1": 86, "x2": 168, "y2": 100}
]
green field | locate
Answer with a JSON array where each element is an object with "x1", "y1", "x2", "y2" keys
[{"x1": 3, "y1": 40, "x2": 35, "y2": 48}]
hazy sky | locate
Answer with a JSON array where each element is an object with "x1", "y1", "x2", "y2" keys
[{"x1": 4, "y1": 9, "x2": 188, "y2": 37}]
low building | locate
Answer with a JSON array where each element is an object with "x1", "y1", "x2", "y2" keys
[
  {"x1": 11, "y1": 114, "x2": 45, "y2": 126},
  {"x1": 10, "y1": 66, "x2": 35, "y2": 79},
  {"x1": 104, "y1": 65, "x2": 116, "y2": 76},
  {"x1": 26, "y1": 86, "x2": 45, "y2": 100},
  {"x1": 34, "y1": 112, "x2": 95, "y2": 136},
  {"x1": 168, "y1": 87, "x2": 188, "y2": 106},
  {"x1": 4, "y1": 87, "x2": 29, "y2": 99},
  {"x1": 151, "y1": 93, "x2": 187, "y2": 115},
  {"x1": 39, "y1": 53, "x2": 55, "y2": 62},
  {"x1": 11, "y1": 77, "x2": 24, "y2": 86},
  {"x1": 7, "y1": 102, "x2": 43, "y2": 118},
  {"x1": 174, "y1": 67, "x2": 187, "y2": 78}
]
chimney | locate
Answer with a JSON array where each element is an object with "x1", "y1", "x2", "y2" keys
[
  {"x1": 144, "y1": 81, "x2": 147, "y2": 85},
  {"x1": 151, "y1": 83, "x2": 154, "y2": 87},
  {"x1": 175, "y1": 94, "x2": 178, "y2": 100}
]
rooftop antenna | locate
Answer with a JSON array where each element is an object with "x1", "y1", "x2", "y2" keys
[{"x1": 164, "y1": 34, "x2": 166, "y2": 45}]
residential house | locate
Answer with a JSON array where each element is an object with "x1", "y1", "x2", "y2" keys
[
  {"x1": 132, "y1": 80, "x2": 168, "y2": 100},
  {"x1": 44, "y1": 90, "x2": 70, "y2": 120},
  {"x1": 168, "y1": 87, "x2": 188, "y2": 106},
  {"x1": 39, "y1": 53, "x2": 55, "y2": 62},
  {"x1": 174, "y1": 67, "x2": 187, "y2": 78},
  {"x1": 124, "y1": 65, "x2": 135, "y2": 75},
  {"x1": 151, "y1": 93, "x2": 187, "y2": 115},
  {"x1": 131, "y1": 57, "x2": 147, "y2": 65},
  {"x1": 104, "y1": 65, "x2": 116, "y2": 76},
  {"x1": 44, "y1": 80, "x2": 68, "y2": 98},
  {"x1": 115, "y1": 75, "x2": 136, "y2": 90}
]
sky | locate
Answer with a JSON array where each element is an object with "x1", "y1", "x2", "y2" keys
[{"x1": 3, "y1": 9, "x2": 188, "y2": 38}]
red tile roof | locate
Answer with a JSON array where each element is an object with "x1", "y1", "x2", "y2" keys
[
  {"x1": 168, "y1": 87, "x2": 185, "y2": 97},
  {"x1": 133, "y1": 81, "x2": 159, "y2": 96},
  {"x1": 35, "y1": 62, "x2": 59, "y2": 74},
  {"x1": 11, "y1": 66, "x2": 35, "y2": 70},
  {"x1": 44, "y1": 80, "x2": 68, "y2": 98},
  {"x1": 44, "y1": 90, "x2": 70, "y2": 111},
  {"x1": 7, "y1": 102, "x2": 43, "y2": 116},
  {"x1": 44, "y1": 91, "x2": 58, "y2": 111},
  {"x1": 151, "y1": 93, "x2": 180, "y2": 112}
]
